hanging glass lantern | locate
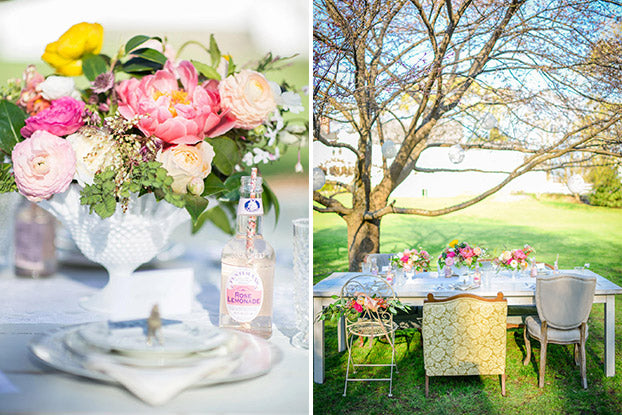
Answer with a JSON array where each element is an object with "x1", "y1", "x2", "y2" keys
[
  {"x1": 448, "y1": 144, "x2": 465, "y2": 164},
  {"x1": 381, "y1": 140, "x2": 398, "y2": 159},
  {"x1": 313, "y1": 167, "x2": 326, "y2": 191}
]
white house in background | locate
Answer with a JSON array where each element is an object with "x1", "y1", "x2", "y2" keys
[{"x1": 315, "y1": 135, "x2": 574, "y2": 198}]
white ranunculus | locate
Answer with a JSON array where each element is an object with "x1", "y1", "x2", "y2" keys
[
  {"x1": 38, "y1": 76, "x2": 80, "y2": 101},
  {"x1": 66, "y1": 129, "x2": 118, "y2": 186}
]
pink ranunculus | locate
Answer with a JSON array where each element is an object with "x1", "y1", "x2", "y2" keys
[
  {"x1": 115, "y1": 60, "x2": 235, "y2": 145},
  {"x1": 446, "y1": 256, "x2": 455, "y2": 266},
  {"x1": 447, "y1": 251, "x2": 456, "y2": 258},
  {"x1": 12, "y1": 130, "x2": 76, "y2": 202},
  {"x1": 401, "y1": 254, "x2": 410, "y2": 263},
  {"x1": 219, "y1": 69, "x2": 277, "y2": 130},
  {"x1": 21, "y1": 96, "x2": 85, "y2": 138}
]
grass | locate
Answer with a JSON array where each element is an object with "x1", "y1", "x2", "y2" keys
[{"x1": 313, "y1": 194, "x2": 622, "y2": 414}]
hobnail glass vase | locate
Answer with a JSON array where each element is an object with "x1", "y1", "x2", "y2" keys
[{"x1": 39, "y1": 184, "x2": 189, "y2": 314}]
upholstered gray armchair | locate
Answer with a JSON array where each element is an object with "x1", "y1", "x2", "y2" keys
[{"x1": 523, "y1": 274, "x2": 597, "y2": 389}]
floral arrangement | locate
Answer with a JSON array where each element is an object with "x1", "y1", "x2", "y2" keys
[
  {"x1": 390, "y1": 248, "x2": 431, "y2": 272},
  {"x1": 493, "y1": 244, "x2": 535, "y2": 271},
  {"x1": 0, "y1": 22, "x2": 307, "y2": 231},
  {"x1": 438, "y1": 239, "x2": 485, "y2": 270},
  {"x1": 316, "y1": 293, "x2": 410, "y2": 322}
]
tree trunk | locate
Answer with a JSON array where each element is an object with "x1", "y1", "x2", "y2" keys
[{"x1": 346, "y1": 213, "x2": 381, "y2": 271}]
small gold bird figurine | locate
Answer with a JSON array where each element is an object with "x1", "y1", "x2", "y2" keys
[{"x1": 147, "y1": 304, "x2": 163, "y2": 346}]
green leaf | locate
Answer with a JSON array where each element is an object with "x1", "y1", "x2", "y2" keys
[
  {"x1": 0, "y1": 100, "x2": 26, "y2": 154},
  {"x1": 193, "y1": 205, "x2": 233, "y2": 235},
  {"x1": 202, "y1": 173, "x2": 225, "y2": 197},
  {"x1": 82, "y1": 54, "x2": 108, "y2": 82},
  {"x1": 191, "y1": 60, "x2": 221, "y2": 81},
  {"x1": 132, "y1": 48, "x2": 168, "y2": 65},
  {"x1": 208, "y1": 137, "x2": 239, "y2": 175},
  {"x1": 122, "y1": 57, "x2": 163, "y2": 74},
  {"x1": 183, "y1": 194, "x2": 209, "y2": 226},
  {"x1": 209, "y1": 34, "x2": 221, "y2": 66},
  {"x1": 0, "y1": 163, "x2": 16, "y2": 193},
  {"x1": 124, "y1": 35, "x2": 151, "y2": 54}
]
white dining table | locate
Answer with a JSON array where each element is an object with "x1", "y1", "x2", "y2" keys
[{"x1": 313, "y1": 270, "x2": 622, "y2": 384}]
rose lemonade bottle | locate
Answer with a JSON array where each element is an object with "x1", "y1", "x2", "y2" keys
[{"x1": 219, "y1": 169, "x2": 275, "y2": 338}]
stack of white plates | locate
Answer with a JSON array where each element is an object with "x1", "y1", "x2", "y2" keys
[{"x1": 30, "y1": 320, "x2": 274, "y2": 386}]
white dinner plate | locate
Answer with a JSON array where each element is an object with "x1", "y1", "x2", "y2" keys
[
  {"x1": 64, "y1": 330, "x2": 238, "y2": 368},
  {"x1": 77, "y1": 321, "x2": 228, "y2": 358},
  {"x1": 29, "y1": 326, "x2": 275, "y2": 387}
]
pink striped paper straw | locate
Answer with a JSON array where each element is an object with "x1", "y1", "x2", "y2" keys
[{"x1": 246, "y1": 168, "x2": 258, "y2": 254}]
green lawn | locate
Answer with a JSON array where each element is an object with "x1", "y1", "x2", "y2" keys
[{"x1": 313, "y1": 194, "x2": 622, "y2": 414}]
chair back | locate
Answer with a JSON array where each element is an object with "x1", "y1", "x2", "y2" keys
[
  {"x1": 535, "y1": 274, "x2": 596, "y2": 330},
  {"x1": 366, "y1": 253, "x2": 396, "y2": 270},
  {"x1": 340, "y1": 274, "x2": 396, "y2": 322},
  {"x1": 422, "y1": 293, "x2": 507, "y2": 376}
]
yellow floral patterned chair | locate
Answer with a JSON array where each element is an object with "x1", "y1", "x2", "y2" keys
[{"x1": 422, "y1": 292, "x2": 508, "y2": 397}]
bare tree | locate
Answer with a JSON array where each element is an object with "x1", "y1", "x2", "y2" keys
[{"x1": 313, "y1": 0, "x2": 622, "y2": 271}]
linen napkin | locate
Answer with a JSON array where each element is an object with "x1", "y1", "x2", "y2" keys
[{"x1": 85, "y1": 355, "x2": 239, "y2": 406}]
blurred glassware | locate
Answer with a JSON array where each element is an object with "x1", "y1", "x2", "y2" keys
[
  {"x1": 291, "y1": 218, "x2": 309, "y2": 349},
  {"x1": 0, "y1": 193, "x2": 22, "y2": 270}
]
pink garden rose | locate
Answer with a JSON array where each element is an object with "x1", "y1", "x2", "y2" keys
[
  {"x1": 21, "y1": 96, "x2": 85, "y2": 138},
  {"x1": 219, "y1": 69, "x2": 277, "y2": 129},
  {"x1": 116, "y1": 60, "x2": 235, "y2": 145},
  {"x1": 12, "y1": 130, "x2": 76, "y2": 202}
]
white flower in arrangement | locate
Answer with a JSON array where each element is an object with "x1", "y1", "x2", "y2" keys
[
  {"x1": 510, "y1": 260, "x2": 518, "y2": 269},
  {"x1": 66, "y1": 129, "x2": 119, "y2": 186},
  {"x1": 156, "y1": 142, "x2": 215, "y2": 196},
  {"x1": 279, "y1": 123, "x2": 307, "y2": 145},
  {"x1": 270, "y1": 82, "x2": 303, "y2": 113},
  {"x1": 38, "y1": 76, "x2": 81, "y2": 101},
  {"x1": 243, "y1": 147, "x2": 280, "y2": 166}
]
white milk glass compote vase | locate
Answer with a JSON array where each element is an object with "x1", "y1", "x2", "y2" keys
[{"x1": 39, "y1": 184, "x2": 188, "y2": 314}]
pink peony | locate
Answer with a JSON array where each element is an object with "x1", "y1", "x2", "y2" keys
[
  {"x1": 514, "y1": 249, "x2": 527, "y2": 260},
  {"x1": 116, "y1": 60, "x2": 235, "y2": 145},
  {"x1": 21, "y1": 96, "x2": 85, "y2": 138},
  {"x1": 219, "y1": 69, "x2": 277, "y2": 129},
  {"x1": 12, "y1": 130, "x2": 76, "y2": 202}
]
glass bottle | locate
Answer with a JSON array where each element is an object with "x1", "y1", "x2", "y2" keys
[
  {"x1": 14, "y1": 201, "x2": 57, "y2": 278},
  {"x1": 219, "y1": 173, "x2": 275, "y2": 338}
]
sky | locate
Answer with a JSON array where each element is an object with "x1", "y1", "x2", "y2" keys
[{"x1": 0, "y1": 0, "x2": 309, "y2": 61}]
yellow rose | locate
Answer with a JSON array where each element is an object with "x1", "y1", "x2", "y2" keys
[
  {"x1": 42, "y1": 22, "x2": 104, "y2": 76},
  {"x1": 449, "y1": 239, "x2": 459, "y2": 248}
]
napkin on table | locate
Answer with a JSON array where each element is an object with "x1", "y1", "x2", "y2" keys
[{"x1": 85, "y1": 355, "x2": 239, "y2": 406}]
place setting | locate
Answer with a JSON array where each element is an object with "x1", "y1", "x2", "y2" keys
[{"x1": 29, "y1": 305, "x2": 275, "y2": 405}]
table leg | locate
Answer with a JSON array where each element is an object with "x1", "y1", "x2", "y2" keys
[
  {"x1": 313, "y1": 298, "x2": 325, "y2": 384},
  {"x1": 604, "y1": 295, "x2": 615, "y2": 377},
  {"x1": 337, "y1": 316, "x2": 346, "y2": 352}
]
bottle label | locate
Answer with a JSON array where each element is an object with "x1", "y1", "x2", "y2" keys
[
  {"x1": 237, "y1": 197, "x2": 264, "y2": 216},
  {"x1": 224, "y1": 266, "x2": 263, "y2": 323}
]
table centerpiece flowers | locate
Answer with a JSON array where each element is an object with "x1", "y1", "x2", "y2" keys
[
  {"x1": 0, "y1": 22, "x2": 307, "y2": 313},
  {"x1": 391, "y1": 248, "x2": 431, "y2": 278},
  {"x1": 492, "y1": 244, "x2": 535, "y2": 276},
  {"x1": 437, "y1": 239, "x2": 485, "y2": 277}
]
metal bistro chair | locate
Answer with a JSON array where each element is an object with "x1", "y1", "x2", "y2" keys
[
  {"x1": 422, "y1": 292, "x2": 508, "y2": 397},
  {"x1": 341, "y1": 274, "x2": 399, "y2": 397},
  {"x1": 523, "y1": 274, "x2": 597, "y2": 389}
]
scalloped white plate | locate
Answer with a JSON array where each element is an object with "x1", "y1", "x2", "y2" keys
[{"x1": 77, "y1": 321, "x2": 228, "y2": 358}]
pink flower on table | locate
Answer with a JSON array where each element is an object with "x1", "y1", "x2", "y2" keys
[
  {"x1": 446, "y1": 256, "x2": 455, "y2": 266},
  {"x1": 21, "y1": 97, "x2": 85, "y2": 138},
  {"x1": 17, "y1": 65, "x2": 49, "y2": 116},
  {"x1": 116, "y1": 60, "x2": 235, "y2": 145},
  {"x1": 447, "y1": 251, "x2": 456, "y2": 258},
  {"x1": 352, "y1": 302, "x2": 363, "y2": 313},
  {"x1": 219, "y1": 69, "x2": 277, "y2": 130},
  {"x1": 401, "y1": 254, "x2": 410, "y2": 263},
  {"x1": 514, "y1": 249, "x2": 527, "y2": 260},
  {"x1": 12, "y1": 130, "x2": 76, "y2": 202}
]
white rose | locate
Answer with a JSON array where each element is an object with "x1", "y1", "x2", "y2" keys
[
  {"x1": 219, "y1": 70, "x2": 277, "y2": 129},
  {"x1": 38, "y1": 76, "x2": 80, "y2": 101},
  {"x1": 510, "y1": 260, "x2": 518, "y2": 269},
  {"x1": 156, "y1": 142, "x2": 215, "y2": 195},
  {"x1": 66, "y1": 129, "x2": 118, "y2": 186}
]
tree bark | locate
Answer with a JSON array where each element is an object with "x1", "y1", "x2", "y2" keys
[{"x1": 345, "y1": 211, "x2": 381, "y2": 271}]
